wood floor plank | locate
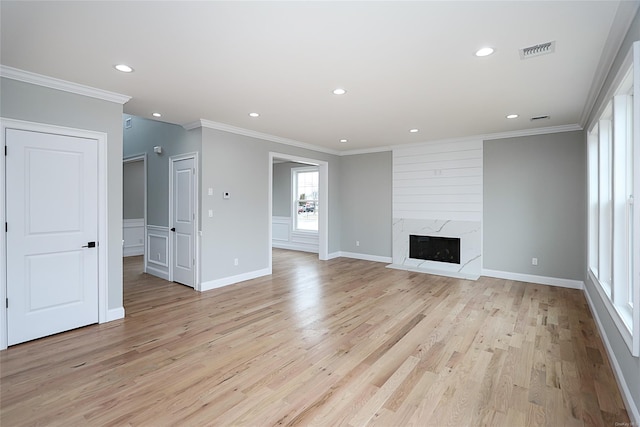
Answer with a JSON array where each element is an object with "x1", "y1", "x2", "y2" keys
[{"x1": 0, "y1": 250, "x2": 631, "y2": 426}]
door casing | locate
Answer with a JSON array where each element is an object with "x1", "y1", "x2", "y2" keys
[{"x1": 1, "y1": 118, "x2": 109, "y2": 350}]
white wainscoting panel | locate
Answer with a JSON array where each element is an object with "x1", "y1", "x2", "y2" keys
[
  {"x1": 146, "y1": 225, "x2": 170, "y2": 280},
  {"x1": 272, "y1": 216, "x2": 319, "y2": 253},
  {"x1": 123, "y1": 218, "x2": 144, "y2": 257},
  {"x1": 272, "y1": 216, "x2": 290, "y2": 242}
]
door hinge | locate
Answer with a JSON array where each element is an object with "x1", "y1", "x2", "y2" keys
[
  {"x1": 5, "y1": 222, "x2": 7, "y2": 232},
  {"x1": 5, "y1": 298, "x2": 7, "y2": 309},
  {"x1": 4, "y1": 146, "x2": 6, "y2": 156}
]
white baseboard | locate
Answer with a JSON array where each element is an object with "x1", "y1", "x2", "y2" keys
[
  {"x1": 105, "y1": 307, "x2": 125, "y2": 322},
  {"x1": 583, "y1": 285, "x2": 640, "y2": 426},
  {"x1": 146, "y1": 265, "x2": 170, "y2": 281},
  {"x1": 200, "y1": 268, "x2": 271, "y2": 292},
  {"x1": 272, "y1": 241, "x2": 319, "y2": 253},
  {"x1": 338, "y1": 251, "x2": 392, "y2": 264},
  {"x1": 123, "y1": 245, "x2": 144, "y2": 257},
  {"x1": 482, "y1": 269, "x2": 584, "y2": 289}
]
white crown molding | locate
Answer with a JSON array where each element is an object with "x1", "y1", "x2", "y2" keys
[
  {"x1": 185, "y1": 119, "x2": 581, "y2": 158},
  {"x1": 478, "y1": 123, "x2": 583, "y2": 141},
  {"x1": 579, "y1": 0, "x2": 640, "y2": 128},
  {"x1": 339, "y1": 146, "x2": 394, "y2": 156},
  {"x1": 0, "y1": 65, "x2": 131, "y2": 105},
  {"x1": 387, "y1": 123, "x2": 583, "y2": 153},
  {"x1": 183, "y1": 119, "x2": 341, "y2": 156}
]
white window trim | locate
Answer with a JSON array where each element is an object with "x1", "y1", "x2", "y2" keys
[
  {"x1": 291, "y1": 166, "x2": 319, "y2": 234},
  {"x1": 586, "y1": 41, "x2": 640, "y2": 357}
]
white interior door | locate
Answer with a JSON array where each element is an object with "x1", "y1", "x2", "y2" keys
[
  {"x1": 171, "y1": 157, "x2": 195, "y2": 287},
  {"x1": 6, "y1": 128, "x2": 98, "y2": 345}
]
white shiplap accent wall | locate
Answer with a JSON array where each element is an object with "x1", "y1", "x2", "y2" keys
[
  {"x1": 393, "y1": 139, "x2": 483, "y2": 221},
  {"x1": 392, "y1": 139, "x2": 483, "y2": 279}
]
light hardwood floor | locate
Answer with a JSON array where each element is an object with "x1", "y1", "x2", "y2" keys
[{"x1": 1, "y1": 249, "x2": 630, "y2": 426}]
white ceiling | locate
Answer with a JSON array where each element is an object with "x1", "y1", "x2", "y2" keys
[{"x1": 0, "y1": 1, "x2": 633, "y2": 153}]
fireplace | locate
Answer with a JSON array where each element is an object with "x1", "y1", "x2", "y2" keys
[{"x1": 409, "y1": 235, "x2": 461, "y2": 264}]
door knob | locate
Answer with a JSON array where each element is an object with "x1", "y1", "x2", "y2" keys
[
  {"x1": 82, "y1": 241, "x2": 96, "y2": 248},
  {"x1": 171, "y1": 227, "x2": 176, "y2": 232}
]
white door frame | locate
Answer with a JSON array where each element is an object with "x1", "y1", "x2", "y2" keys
[
  {"x1": 1, "y1": 118, "x2": 109, "y2": 350},
  {"x1": 168, "y1": 152, "x2": 199, "y2": 289},
  {"x1": 123, "y1": 154, "x2": 147, "y2": 268},
  {"x1": 268, "y1": 152, "x2": 329, "y2": 273}
]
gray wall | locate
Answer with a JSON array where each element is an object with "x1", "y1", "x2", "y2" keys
[
  {"x1": 1, "y1": 77, "x2": 124, "y2": 311},
  {"x1": 583, "y1": 6, "x2": 640, "y2": 418},
  {"x1": 122, "y1": 114, "x2": 200, "y2": 227},
  {"x1": 123, "y1": 160, "x2": 144, "y2": 219},
  {"x1": 272, "y1": 162, "x2": 296, "y2": 217},
  {"x1": 340, "y1": 151, "x2": 392, "y2": 257},
  {"x1": 483, "y1": 131, "x2": 585, "y2": 280},
  {"x1": 200, "y1": 128, "x2": 341, "y2": 283}
]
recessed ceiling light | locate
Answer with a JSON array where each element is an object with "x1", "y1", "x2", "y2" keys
[
  {"x1": 340, "y1": 139, "x2": 348, "y2": 143},
  {"x1": 152, "y1": 112, "x2": 162, "y2": 118},
  {"x1": 249, "y1": 112, "x2": 260, "y2": 118},
  {"x1": 475, "y1": 47, "x2": 495, "y2": 57},
  {"x1": 409, "y1": 129, "x2": 419, "y2": 133},
  {"x1": 333, "y1": 88, "x2": 347, "y2": 95},
  {"x1": 114, "y1": 64, "x2": 134, "y2": 73},
  {"x1": 506, "y1": 114, "x2": 519, "y2": 119}
]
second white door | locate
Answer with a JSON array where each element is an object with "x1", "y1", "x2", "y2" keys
[{"x1": 171, "y1": 156, "x2": 196, "y2": 287}]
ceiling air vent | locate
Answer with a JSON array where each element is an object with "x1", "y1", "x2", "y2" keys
[
  {"x1": 530, "y1": 115, "x2": 550, "y2": 122},
  {"x1": 519, "y1": 41, "x2": 555, "y2": 59}
]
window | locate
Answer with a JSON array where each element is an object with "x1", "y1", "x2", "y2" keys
[
  {"x1": 292, "y1": 167, "x2": 319, "y2": 232},
  {"x1": 587, "y1": 48, "x2": 639, "y2": 356}
]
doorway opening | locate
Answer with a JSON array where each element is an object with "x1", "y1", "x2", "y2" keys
[
  {"x1": 268, "y1": 152, "x2": 328, "y2": 273},
  {"x1": 123, "y1": 154, "x2": 147, "y2": 268}
]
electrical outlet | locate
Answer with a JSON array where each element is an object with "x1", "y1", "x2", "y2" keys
[
  {"x1": 532, "y1": 257, "x2": 538, "y2": 266},
  {"x1": 234, "y1": 258, "x2": 239, "y2": 266},
  {"x1": 356, "y1": 240, "x2": 360, "y2": 247}
]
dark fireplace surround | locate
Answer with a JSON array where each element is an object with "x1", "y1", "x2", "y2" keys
[{"x1": 409, "y1": 235, "x2": 461, "y2": 264}]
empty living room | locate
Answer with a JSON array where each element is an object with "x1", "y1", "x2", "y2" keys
[{"x1": 1, "y1": 1, "x2": 639, "y2": 426}]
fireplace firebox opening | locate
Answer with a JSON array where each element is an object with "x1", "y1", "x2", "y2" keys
[{"x1": 409, "y1": 235, "x2": 461, "y2": 264}]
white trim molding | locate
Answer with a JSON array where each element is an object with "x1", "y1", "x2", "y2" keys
[
  {"x1": 200, "y1": 268, "x2": 271, "y2": 292},
  {"x1": 185, "y1": 119, "x2": 341, "y2": 156},
  {"x1": 0, "y1": 65, "x2": 131, "y2": 104},
  {"x1": 146, "y1": 225, "x2": 170, "y2": 281},
  {"x1": 183, "y1": 118, "x2": 584, "y2": 158},
  {"x1": 583, "y1": 287, "x2": 640, "y2": 426},
  {"x1": 339, "y1": 252, "x2": 392, "y2": 264},
  {"x1": 482, "y1": 269, "x2": 584, "y2": 290},
  {"x1": 123, "y1": 218, "x2": 145, "y2": 257},
  {"x1": 579, "y1": 0, "x2": 640, "y2": 127},
  {"x1": 106, "y1": 307, "x2": 125, "y2": 322}
]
